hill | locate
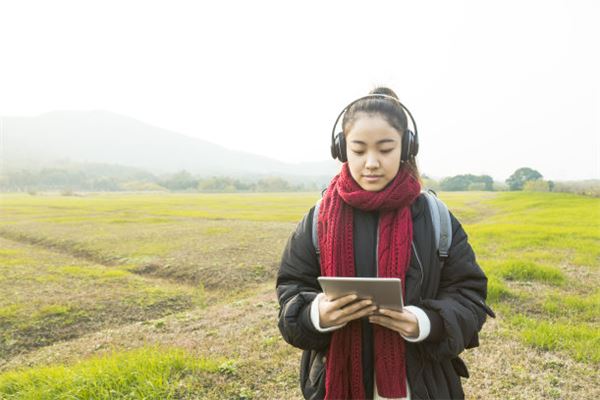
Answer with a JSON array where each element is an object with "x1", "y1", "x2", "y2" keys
[{"x1": 1, "y1": 110, "x2": 338, "y2": 178}]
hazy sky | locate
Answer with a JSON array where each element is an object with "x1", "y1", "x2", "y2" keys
[{"x1": 1, "y1": 0, "x2": 598, "y2": 181}]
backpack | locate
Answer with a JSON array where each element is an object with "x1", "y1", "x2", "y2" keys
[{"x1": 311, "y1": 189, "x2": 452, "y2": 265}]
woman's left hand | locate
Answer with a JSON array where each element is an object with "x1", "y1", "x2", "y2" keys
[{"x1": 369, "y1": 308, "x2": 420, "y2": 338}]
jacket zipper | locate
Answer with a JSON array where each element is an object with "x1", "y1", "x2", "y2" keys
[{"x1": 424, "y1": 382, "x2": 431, "y2": 399}]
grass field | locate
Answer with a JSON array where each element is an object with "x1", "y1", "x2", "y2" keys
[{"x1": 0, "y1": 191, "x2": 598, "y2": 399}]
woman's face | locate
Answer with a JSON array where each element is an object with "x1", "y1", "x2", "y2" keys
[{"x1": 345, "y1": 114, "x2": 402, "y2": 192}]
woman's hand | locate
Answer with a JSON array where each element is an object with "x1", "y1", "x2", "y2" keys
[
  {"x1": 319, "y1": 294, "x2": 377, "y2": 329},
  {"x1": 368, "y1": 308, "x2": 420, "y2": 338}
]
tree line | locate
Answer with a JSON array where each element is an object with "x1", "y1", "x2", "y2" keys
[
  {"x1": 424, "y1": 167, "x2": 553, "y2": 192},
  {"x1": 0, "y1": 166, "x2": 322, "y2": 193},
  {"x1": 1, "y1": 164, "x2": 596, "y2": 196}
]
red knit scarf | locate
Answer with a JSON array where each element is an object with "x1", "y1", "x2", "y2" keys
[{"x1": 318, "y1": 163, "x2": 421, "y2": 399}]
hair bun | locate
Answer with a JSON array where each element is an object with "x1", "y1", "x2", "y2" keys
[{"x1": 369, "y1": 86, "x2": 399, "y2": 99}]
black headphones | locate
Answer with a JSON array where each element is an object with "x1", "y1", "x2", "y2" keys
[{"x1": 330, "y1": 94, "x2": 419, "y2": 163}]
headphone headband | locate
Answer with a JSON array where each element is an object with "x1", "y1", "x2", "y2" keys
[{"x1": 330, "y1": 93, "x2": 419, "y2": 144}]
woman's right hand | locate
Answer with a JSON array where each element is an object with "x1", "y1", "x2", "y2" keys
[{"x1": 319, "y1": 294, "x2": 377, "y2": 328}]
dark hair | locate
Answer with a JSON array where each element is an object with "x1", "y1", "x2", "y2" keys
[
  {"x1": 342, "y1": 86, "x2": 421, "y2": 181},
  {"x1": 341, "y1": 87, "x2": 408, "y2": 135}
]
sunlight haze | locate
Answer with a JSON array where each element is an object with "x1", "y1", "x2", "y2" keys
[{"x1": 0, "y1": 0, "x2": 598, "y2": 181}]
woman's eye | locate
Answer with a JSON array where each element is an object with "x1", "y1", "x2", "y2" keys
[
  {"x1": 381, "y1": 149, "x2": 394, "y2": 154},
  {"x1": 351, "y1": 150, "x2": 365, "y2": 155}
]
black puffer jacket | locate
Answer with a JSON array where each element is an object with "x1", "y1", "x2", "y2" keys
[{"x1": 276, "y1": 193, "x2": 494, "y2": 400}]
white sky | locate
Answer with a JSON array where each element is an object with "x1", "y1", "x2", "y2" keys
[{"x1": 1, "y1": 0, "x2": 598, "y2": 181}]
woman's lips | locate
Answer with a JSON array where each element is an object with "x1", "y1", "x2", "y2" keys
[{"x1": 363, "y1": 175, "x2": 382, "y2": 182}]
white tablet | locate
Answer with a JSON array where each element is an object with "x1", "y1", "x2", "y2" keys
[{"x1": 317, "y1": 277, "x2": 404, "y2": 311}]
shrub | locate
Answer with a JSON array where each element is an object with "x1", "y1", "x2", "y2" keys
[
  {"x1": 553, "y1": 180, "x2": 600, "y2": 197},
  {"x1": 523, "y1": 180, "x2": 550, "y2": 192},
  {"x1": 440, "y1": 174, "x2": 494, "y2": 191}
]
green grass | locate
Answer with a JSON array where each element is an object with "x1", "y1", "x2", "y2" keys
[
  {"x1": 486, "y1": 275, "x2": 513, "y2": 303},
  {"x1": 461, "y1": 192, "x2": 600, "y2": 269},
  {"x1": 542, "y1": 292, "x2": 600, "y2": 321},
  {"x1": 439, "y1": 191, "x2": 599, "y2": 371},
  {"x1": 0, "y1": 305, "x2": 22, "y2": 320},
  {"x1": 0, "y1": 192, "x2": 320, "y2": 224},
  {"x1": 0, "y1": 191, "x2": 599, "y2": 399},
  {"x1": 485, "y1": 259, "x2": 565, "y2": 285},
  {"x1": 0, "y1": 249, "x2": 37, "y2": 267},
  {"x1": 0, "y1": 193, "x2": 307, "y2": 288},
  {"x1": 51, "y1": 265, "x2": 129, "y2": 280},
  {"x1": 0, "y1": 346, "x2": 229, "y2": 399},
  {"x1": 510, "y1": 314, "x2": 600, "y2": 363}
]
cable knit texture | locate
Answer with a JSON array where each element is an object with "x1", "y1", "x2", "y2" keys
[{"x1": 319, "y1": 163, "x2": 421, "y2": 399}]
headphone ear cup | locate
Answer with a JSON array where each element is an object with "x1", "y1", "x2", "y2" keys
[
  {"x1": 401, "y1": 130, "x2": 417, "y2": 162},
  {"x1": 330, "y1": 136, "x2": 338, "y2": 159},
  {"x1": 401, "y1": 130, "x2": 411, "y2": 162},
  {"x1": 338, "y1": 132, "x2": 347, "y2": 162},
  {"x1": 331, "y1": 132, "x2": 347, "y2": 162},
  {"x1": 410, "y1": 130, "x2": 419, "y2": 158}
]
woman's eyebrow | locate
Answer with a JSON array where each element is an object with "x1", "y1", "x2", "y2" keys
[{"x1": 349, "y1": 138, "x2": 398, "y2": 145}]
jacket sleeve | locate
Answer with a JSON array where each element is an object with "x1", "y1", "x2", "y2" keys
[
  {"x1": 276, "y1": 207, "x2": 332, "y2": 351},
  {"x1": 419, "y1": 211, "x2": 494, "y2": 360}
]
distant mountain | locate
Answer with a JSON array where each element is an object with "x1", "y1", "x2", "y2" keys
[{"x1": 1, "y1": 110, "x2": 338, "y2": 179}]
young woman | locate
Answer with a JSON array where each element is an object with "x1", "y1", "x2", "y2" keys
[{"x1": 276, "y1": 87, "x2": 493, "y2": 400}]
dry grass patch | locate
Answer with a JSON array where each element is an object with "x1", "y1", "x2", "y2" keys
[{"x1": 0, "y1": 237, "x2": 201, "y2": 364}]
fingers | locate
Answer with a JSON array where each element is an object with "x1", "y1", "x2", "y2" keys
[
  {"x1": 369, "y1": 309, "x2": 419, "y2": 337},
  {"x1": 340, "y1": 298, "x2": 373, "y2": 315},
  {"x1": 369, "y1": 314, "x2": 409, "y2": 335},
  {"x1": 327, "y1": 293, "x2": 361, "y2": 309},
  {"x1": 378, "y1": 308, "x2": 411, "y2": 321},
  {"x1": 322, "y1": 296, "x2": 377, "y2": 326},
  {"x1": 336, "y1": 302, "x2": 378, "y2": 325},
  {"x1": 331, "y1": 298, "x2": 374, "y2": 320},
  {"x1": 320, "y1": 297, "x2": 417, "y2": 329},
  {"x1": 368, "y1": 315, "x2": 396, "y2": 330}
]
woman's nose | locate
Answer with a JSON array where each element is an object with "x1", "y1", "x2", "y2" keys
[{"x1": 365, "y1": 153, "x2": 379, "y2": 169}]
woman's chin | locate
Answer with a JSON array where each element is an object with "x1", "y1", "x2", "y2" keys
[{"x1": 359, "y1": 181, "x2": 386, "y2": 192}]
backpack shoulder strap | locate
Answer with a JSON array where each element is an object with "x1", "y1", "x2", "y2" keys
[
  {"x1": 312, "y1": 198, "x2": 322, "y2": 256},
  {"x1": 421, "y1": 189, "x2": 452, "y2": 261}
]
